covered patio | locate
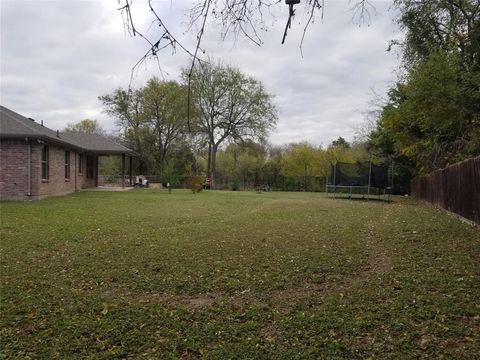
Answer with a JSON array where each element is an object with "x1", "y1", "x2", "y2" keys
[{"x1": 61, "y1": 132, "x2": 136, "y2": 190}]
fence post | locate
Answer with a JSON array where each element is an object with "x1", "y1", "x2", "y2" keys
[{"x1": 367, "y1": 160, "x2": 372, "y2": 197}]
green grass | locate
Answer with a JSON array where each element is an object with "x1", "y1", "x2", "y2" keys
[{"x1": 1, "y1": 190, "x2": 479, "y2": 359}]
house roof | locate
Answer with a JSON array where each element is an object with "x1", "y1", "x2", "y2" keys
[
  {"x1": 0, "y1": 105, "x2": 73, "y2": 142},
  {"x1": 0, "y1": 105, "x2": 134, "y2": 155},
  {"x1": 61, "y1": 131, "x2": 134, "y2": 155}
]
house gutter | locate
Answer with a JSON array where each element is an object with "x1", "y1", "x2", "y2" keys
[
  {"x1": 26, "y1": 137, "x2": 32, "y2": 196},
  {"x1": 74, "y1": 151, "x2": 78, "y2": 191},
  {"x1": 1, "y1": 134, "x2": 83, "y2": 152}
]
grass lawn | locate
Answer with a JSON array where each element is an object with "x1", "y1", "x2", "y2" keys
[{"x1": 1, "y1": 190, "x2": 479, "y2": 359}]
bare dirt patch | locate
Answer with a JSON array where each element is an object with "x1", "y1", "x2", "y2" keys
[
  {"x1": 261, "y1": 209, "x2": 393, "y2": 306},
  {"x1": 260, "y1": 321, "x2": 282, "y2": 342},
  {"x1": 102, "y1": 288, "x2": 222, "y2": 310}
]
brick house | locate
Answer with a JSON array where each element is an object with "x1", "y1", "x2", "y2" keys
[{"x1": 0, "y1": 106, "x2": 134, "y2": 200}]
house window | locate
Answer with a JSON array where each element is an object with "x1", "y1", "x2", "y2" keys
[
  {"x1": 41, "y1": 145, "x2": 49, "y2": 180},
  {"x1": 78, "y1": 154, "x2": 83, "y2": 174},
  {"x1": 86, "y1": 156, "x2": 94, "y2": 179},
  {"x1": 65, "y1": 151, "x2": 70, "y2": 180}
]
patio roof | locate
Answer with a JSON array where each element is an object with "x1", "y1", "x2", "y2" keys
[{"x1": 61, "y1": 131, "x2": 134, "y2": 155}]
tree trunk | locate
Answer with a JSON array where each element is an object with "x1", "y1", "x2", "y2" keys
[
  {"x1": 207, "y1": 141, "x2": 212, "y2": 179},
  {"x1": 210, "y1": 143, "x2": 218, "y2": 187}
]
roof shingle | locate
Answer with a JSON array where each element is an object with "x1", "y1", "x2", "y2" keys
[{"x1": 0, "y1": 105, "x2": 134, "y2": 155}]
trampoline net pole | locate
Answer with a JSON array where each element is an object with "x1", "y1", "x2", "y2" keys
[
  {"x1": 333, "y1": 163, "x2": 336, "y2": 198},
  {"x1": 367, "y1": 160, "x2": 372, "y2": 198}
]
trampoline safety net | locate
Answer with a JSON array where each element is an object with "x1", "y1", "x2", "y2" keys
[{"x1": 327, "y1": 161, "x2": 393, "y2": 200}]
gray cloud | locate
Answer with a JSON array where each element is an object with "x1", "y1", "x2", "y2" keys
[{"x1": 1, "y1": 0, "x2": 401, "y2": 146}]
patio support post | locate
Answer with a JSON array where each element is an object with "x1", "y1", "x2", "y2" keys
[
  {"x1": 95, "y1": 156, "x2": 99, "y2": 187},
  {"x1": 74, "y1": 151, "x2": 77, "y2": 192},
  {"x1": 129, "y1": 156, "x2": 133, "y2": 187},
  {"x1": 121, "y1": 153, "x2": 126, "y2": 188}
]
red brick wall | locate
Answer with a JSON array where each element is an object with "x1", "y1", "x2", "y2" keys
[
  {"x1": 36, "y1": 144, "x2": 82, "y2": 197},
  {"x1": 0, "y1": 140, "x2": 30, "y2": 199},
  {"x1": 1, "y1": 140, "x2": 98, "y2": 200}
]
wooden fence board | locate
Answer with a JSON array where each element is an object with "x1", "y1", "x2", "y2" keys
[{"x1": 411, "y1": 156, "x2": 480, "y2": 225}]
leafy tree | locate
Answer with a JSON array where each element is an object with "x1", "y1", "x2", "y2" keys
[
  {"x1": 215, "y1": 150, "x2": 236, "y2": 188},
  {"x1": 65, "y1": 119, "x2": 105, "y2": 135},
  {"x1": 99, "y1": 87, "x2": 153, "y2": 173},
  {"x1": 369, "y1": 0, "x2": 480, "y2": 180},
  {"x1": 186, "y1": 61, "x2": 277, "y2": 187},
  {"x1": 393, "y1": 0, "x2": 480, "y2": 68},
  {"x1": 262, "y1": 144, "x2": 284, "y2": 189},
  {"x1": 169, "y1": 141, "x2": 198, "y2": 177},
  {"x1": 372, "y1": 48, "x2": 479, "y2": 173},
  {"x1": 326, "y1": 141, "x2": 369, "y2": 165},
  {"x1": 281, "y1": 143, "x2": 328, "y2": 190},
  {"x1": 331, "y1": 136, "x2": 350, "y2": 148},
  {"x1": 214, "y1": 141, "x2": 268, "y2": 189},
  {"x1": 141, "y1": 78, "x2": 190, "y2": 174},
  {"x1": 100, "y1": 78, "x2": 190, "y2": 175},
  {"x1": 233, "y1": 141, "x2": 267, "y2": 189}
]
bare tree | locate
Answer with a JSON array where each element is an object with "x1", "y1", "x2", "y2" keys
[{"x1": 118, "y1": 0, "x2": 376, "y2": 83}]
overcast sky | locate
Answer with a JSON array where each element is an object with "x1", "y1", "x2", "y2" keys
[{"x1": 1, "y1": 0, "x2": 402, "y2": 147}]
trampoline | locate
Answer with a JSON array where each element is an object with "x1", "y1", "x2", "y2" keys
[{"x1": 326, "y1": 161, "x2": 393, "y2": 201}]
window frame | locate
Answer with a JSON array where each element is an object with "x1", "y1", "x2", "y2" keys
[
  {"x1": 41, "y1": 145, "x2": 49, "y2": 181},
  {"x1": 86, "y1": 155, "x2": 94, "y2": 179},
  {"x1": 78, "y1": 154, "x2": 84, "y2": 175},
  {"x1": 65, "y1": 151, "x2": 70, "y2": 180}
]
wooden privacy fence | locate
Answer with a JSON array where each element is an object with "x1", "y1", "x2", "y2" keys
[{"x1": 411, "y1": 156, "x2": 480, "y2": 225}]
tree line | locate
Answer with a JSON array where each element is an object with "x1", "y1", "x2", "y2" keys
[
  {"x1": 90, "y1": 60, "x2": 375, "y2": 190},
  {"x1": 66, "y1": 60, "x2": 370, "y2": 191},
  {"x1": 67, "y1": 0, "x2": 479, "y2": 193},
  {"x1": 367, "y1": 0, "x2": 480, "y2": 191}
]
